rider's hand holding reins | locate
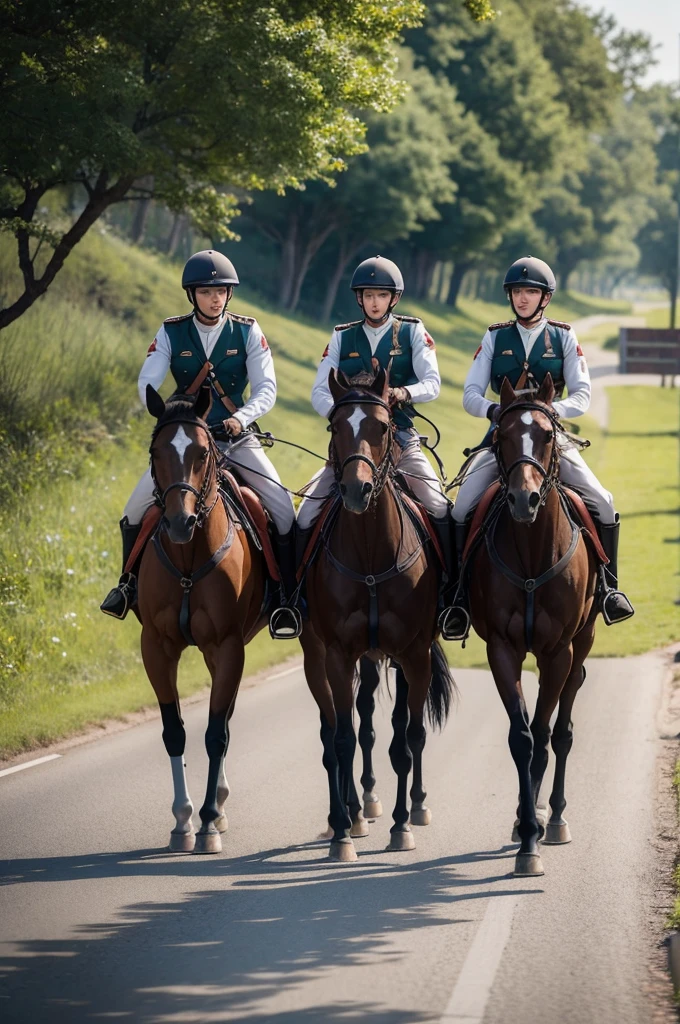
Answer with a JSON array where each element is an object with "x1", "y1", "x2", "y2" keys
[
  {"x1": 388, "y1": 387, "x2": 409, "y2": 407},
  {"x1": 223, "y1": 417, "x2": 243, "y2": 437}
]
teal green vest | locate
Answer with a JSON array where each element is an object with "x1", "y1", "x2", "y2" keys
[
  {"x1": 164, "y1": 312, "x2": 250, "y2": 427},
  {"x1": 490, "y1": 321, "x2": 566, "y2": 395},
  {"x1": 337, "y1": 317, "x2": 420, "y2": 429}
]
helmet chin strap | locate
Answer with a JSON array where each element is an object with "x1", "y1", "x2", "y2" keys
[
  {"x1": 509, "y1": 290, "x2": 550, "y2": 326},
  {"x1": 356, "y1": 291, "x2": 400, "y2": 327},
  {"x1": 188, "y1": 286, "x2": 233, "y2": 324}
]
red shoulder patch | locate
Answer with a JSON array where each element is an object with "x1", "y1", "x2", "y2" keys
[
  {"x1": 146, "y1": 339, "x2": 157, "y2": 356},
  {"x1": 321, "y1": 344, "x2": 329, "y2": 359},
  {"x1": 260, "y1": 334, "x2": 269, "y2": 351},
  {"x1": 473, "y1": 345, "x2": 482, "y2": 360},
  {"x1": 424, "y1": 331, "x2": 435, "y2": 350},
  {"x1": 576, "y1": 343, "x2": 583, "y2": 356}
]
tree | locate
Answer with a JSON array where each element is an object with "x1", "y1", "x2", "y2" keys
[{"x1": 0, "y1": 0, "x2": 425, "y2": 330}]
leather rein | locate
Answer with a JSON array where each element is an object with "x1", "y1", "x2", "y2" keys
[{"x1": 149, "y1": 416, "x2": 234, "y2": 646}]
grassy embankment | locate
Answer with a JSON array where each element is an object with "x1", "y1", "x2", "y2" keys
[{"x1": 0, "y1": 231, "x2": 675, "y2": 756}]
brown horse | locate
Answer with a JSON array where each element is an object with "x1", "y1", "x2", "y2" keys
[
  {"x1": 300, "y1": 367, "x2": 455, "y2": 862},
  {"x1": 137, "y1": 385, "x2": 266, "y2": 854},
  {"x1": 467, "y1": 374, "x2": 598, "y2": 877}
]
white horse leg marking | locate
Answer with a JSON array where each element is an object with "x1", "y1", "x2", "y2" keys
[
  {"x1": 215, "y1": 758, "x2": 230, "y2": 833},
  {"x1": 346, "y1": 407, "x2": 367, "y2": 439},
  {"x1": 171, "y1": 424, "x2": 192, "y2": 464},
  {"x1": 170, "y1": 754, "x2": 194, "y2": 835}
]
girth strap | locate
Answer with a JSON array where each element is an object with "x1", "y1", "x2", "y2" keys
[
  {"x1": 485, "y1": 517, "x2": 581, "y2": 653},
  {"x1": 152, "y1": 515, "x2": 235, "y2": 646}
]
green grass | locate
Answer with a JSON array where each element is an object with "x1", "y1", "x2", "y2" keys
[
  {"x1": 0, "y1": 232, "x2": 672, "y2": 757},
  {"x1": 645, "y1": 303, "x2": 678, "y2": 329}
]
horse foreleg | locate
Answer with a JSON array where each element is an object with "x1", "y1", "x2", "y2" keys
[
  {"x1": 325, "y1": 645, "x2": 360, "y2": 862},
  {"x1": 196, "y1": 634, "x2": 244, "y2": 855},
  {"x1": 487, "y1": 637, "x2": 543, "y2": 876},
  {"x1": 141, "y1": 629, "x2": 194, "y2": 852},
  {"x1": 387, "y1": 664, "x2": 415, "y2": 851},
  {"x1": 356, "y1": 656, "x2": 383, "y2": 820}
]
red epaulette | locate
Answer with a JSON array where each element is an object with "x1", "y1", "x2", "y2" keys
[
  {"x1": 228, "y1": 311, "x2": 255, "y2": 325},
  {"x1": 488, "y1": 320, "x2": 514, "y2": 331},
  {"x1": 547, "y1": 318, "x2": 571, "y2": 330},
  {"x1": 163, "y1": 312, "x2": 193, "y2": 325},
  {"x1": 394, "y1": 314, "x2": 421, "y2": 324},
  {"x1": 334, "y1": 319, "x2": 363, "y2": 332}
]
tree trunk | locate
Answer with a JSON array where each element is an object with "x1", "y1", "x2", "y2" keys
[
  {"x1": 286, "y1": 222, "x2": 335, "y2": 313},
  {"x1": 278, "y1": 212, "x2": 298, "y2": 308},
  {"x1": 446, "y1": 262, "x2": 470, "y2": 307},
  {"x1": 670, "y1": 280, "x2": 678, "y2": 330},
  {"x1": 129, "y1": 176, "x2": 154, "y2": 245},
  {"x1": 321, "y1": 240, "x2": 357, "y2": 323},
  {"x1": 166, "y1": 213, "x2": 186, "y2": 257}
]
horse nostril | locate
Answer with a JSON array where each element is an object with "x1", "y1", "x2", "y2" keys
[
  {"x1": 528, "y1": 492, "x2": 540, "y2": 509},
  {"x1": 507, "y1": 492, "x2": 516, "y2": 505},
  {"x1": 185, "y1": 515, "x2": 197, "y2": 531},
  {"x1": 361, "y1": 481, "x2": 373, "y2": 498}
]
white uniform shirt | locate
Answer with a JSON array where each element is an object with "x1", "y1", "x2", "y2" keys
[
  {"x1": 138, "y1": 313, "x2": 277, "y2": 428},
  {"x1": 311, "y1": 315, "x2": 440, "y2": 419},
  {"x1": 462, "y1": 317, "x2": 591, "y2": 421}
]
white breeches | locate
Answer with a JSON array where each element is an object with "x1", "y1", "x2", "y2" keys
[
  {"x1": 296, "y1": 429, "x2": 450, "y2": 529},
  {"x1": 124, "y1": 433, "x2": 295, "y2": 533},
  {"x1": 452, "y1": 443, "x2": 616, "y2": 524}
]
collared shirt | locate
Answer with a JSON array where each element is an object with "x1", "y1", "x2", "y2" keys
[
  {"x1": 463, "y1": 317, "x2": 591, "y2": 421},
  {"x1": 311, "y1": 314, "x2": 440, "y2": 419},
  {"x1": 138, "y1": 313, "x2": 277, "y2": 428}
]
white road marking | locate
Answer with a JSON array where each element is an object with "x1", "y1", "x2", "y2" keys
[
  {"x1": 346, "y1": 406, "x2": 367, "y2": 439},
  {"x1": 439, "y1": 894, "x2": 518, "y2": 1024},
  {"x1": 171, "y1": 424, "x2": 192, "y2": 463},
  {"x1": 266, "y1": 664, "x2": 302, "y2": 682},
  {"x1": 0, "y1": 754, "x2": 61, "y2": 778}
]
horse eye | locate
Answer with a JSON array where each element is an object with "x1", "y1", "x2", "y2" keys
[
  {"x1": 544, "y1": 429, "x2": 553, "y2": 443},
  {"x1": 380, "y1": 421, "x2": 388, "y2": 435}
]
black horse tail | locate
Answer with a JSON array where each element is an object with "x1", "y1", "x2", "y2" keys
[{"x1": 426, "y1": 640, "x2": 457, "y2": 731}]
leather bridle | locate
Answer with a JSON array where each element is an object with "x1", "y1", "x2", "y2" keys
[
  {"x1": 328, "y1": 393, "x2": 394, "y2": 504},
  {"x1": 149, "y1": 418, "x2": 220, "y2": 527},
  {"x1": 494, "y1": 401, "x2": 562, "y2": 506}
]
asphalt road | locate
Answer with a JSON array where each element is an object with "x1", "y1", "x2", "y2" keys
[{"x1": 0, "y1": 652, "x2": 674, "y2": 1023}]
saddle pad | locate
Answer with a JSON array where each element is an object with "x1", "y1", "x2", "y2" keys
[
  {"x1": 297, "y1": 498, "x2": 338, "y2": 582},
  {"x1": 124, "y1": 506, "x2": 162, "y2": 574},
  {"x1": 563, "y1": 488, "x2": 608, "y2": 564},
  {"x1": 399, "y1": 492, "x2": 445, "y2": 569},
  {"x1": 239, "y1": 486, "x2": 280, "y2": 582},
  {"x1": 462, "y1": 481, "x2": 502, "y2": 564}
]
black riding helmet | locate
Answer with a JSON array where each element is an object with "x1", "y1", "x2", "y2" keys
[
  {"x1": 503, "y1": 256, "x2": 555, "y2": 323},
  {"x1": 351, "y1": 256, "x2": 404, "y2": 326},
  {"x1": 182, "y1": 250, "x2": 239, "y2": 321}
]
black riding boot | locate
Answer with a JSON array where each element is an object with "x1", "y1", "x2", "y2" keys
[
  {"x1": 597, "y1": 518, "x2": 635, "y2": 624},
  {"x1": 269, "y1": 525, "x2": 303, "y2": 640},
  {"x1": 100, "y1": 517, "x2": 143, "y2": 620},
  {"x1": 441, "y1": 521, "x2": 472, "y2": 642},
  {"x1": 432, "y1": 516, "x2": 459, "y2": 642}
]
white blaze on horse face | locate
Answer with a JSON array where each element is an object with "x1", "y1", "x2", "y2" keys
[
  {"x1": 520, "y1": 412, "x2": 534, "y2": 460},
  {"x1": 347, "y1": 406, "x2": 367, "y2": 440},
  {"x1": 171, "y1": 425, "x2": 192, "y2": 465}
]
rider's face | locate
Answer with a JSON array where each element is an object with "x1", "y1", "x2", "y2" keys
[
  {"x1": 510, "y1": 286, "x2": 550, "y2": 319},
  {"x1": 360, "y1": 289, "x2": 395, "y2": 321},
  {"x1": 194, "y1": 286, "x2": 228, "y2": 321}
]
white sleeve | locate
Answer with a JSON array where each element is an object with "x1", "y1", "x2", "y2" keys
[
  {"x1": 553, "y1": 329, "x2": 591, "y2": 420},
  {"x1": 311, "y1": 331, "x2": 342, "y2": 419},
  {"x1": 405, "y1": 321, "x2": 440, "y2": 403},
  {"x1": 137, "y1": 324, "x2": 172, "y2": 409},
  {"x1": 232, "y1": 319, "x2": 277, "y2": 428},
  {"x1": 462, "y1": 331, "x2": 496, "y2": 419}
]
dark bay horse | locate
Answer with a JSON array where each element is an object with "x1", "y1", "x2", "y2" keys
[
  {"x1": 300, "y1": 368, "x2": 455, "y2": 862},
  {"x1": 138, "y1": 385, "x2": 266, "y2": 853},
  {"x1": 467, "y1": 374, "x2": 598, "y2": 877}
]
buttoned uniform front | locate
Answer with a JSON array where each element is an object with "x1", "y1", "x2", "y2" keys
[
  {"x1": 297, "y1": 313, "x2": 449, "y2": 529},
  {"x1": 126, "y1": 310, "x2": 294, "y2": 533},
  {"x1": 453, "y1": 316, "x2": 615, "y2": 524}
]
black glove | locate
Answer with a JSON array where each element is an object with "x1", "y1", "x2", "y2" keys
[{"x1": 487, "y1": 403, "x2": 500, "y2": 423}]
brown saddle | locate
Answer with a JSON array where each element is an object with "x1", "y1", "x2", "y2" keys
[
  {"x1": 296, "y1": 497, "x2": 339, "y2": 582},
  {"x1": 462, "y1": 481, "x2": 608, "y2": 565}
]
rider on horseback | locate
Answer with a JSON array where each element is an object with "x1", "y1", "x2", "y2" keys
[
  {"x1": 445, "y1": 255, "x2": 635, "y2": 641},
  {"x1": 297, "y1": 255, "x2": 458, "y2": 636},
  {"x1": 100, "y1": 250, "x2": 302, "y2": 640}
]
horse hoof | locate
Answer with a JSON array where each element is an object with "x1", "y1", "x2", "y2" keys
[
  {"x1": 363, "y1": 795, "x2": 383, "y2": 820},
  {"x1": 168, "y1": 830, "x2": 195, "y2": 853},
  {"x1": 387, "y1": 828, "x2": 416, "y2": 852},
  {"x1": 214, "y1": 813, "x2": 228, "y2": 834},
  {"x1": 543, "y1": 820, "x2": 572, "y2": 845},
  {"x1": 513, "y1": 852, "x2": 544, "y2": 877},
  {"x1": 410, "y1": 806, "x2": 432, "y2": 827},
  {"x1": 328, "y1": 839, "x2": 357, "y2": 863},
  {"x1": 194, "y1": 830, "x2": 222, "y2": 855},
  {"x1": 350, "y1": 814, "x2": 370, "y2": 838}
]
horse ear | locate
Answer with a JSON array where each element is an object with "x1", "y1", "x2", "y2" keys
[
  {"x1": 515, "y1": 369, "x2": 529, "y2": 391},
  {"x1": 537, "y1": 372, "x2": 555, "y2": 406},
  {"x1": 146, "y1": 384, "x2": 166, "y2": 419},
  {"x1": 500, "y1": 377, "x2": 516, "y2": 407},
  {"x1": 372, "y1": 366, "x2": 388, "y2": 398},
  {"x1": 328, "y1": 368, "x2": 347, "y2": 403},
  {"x1": 194, "y1": 385, "x2": 213, "y2": 422}
]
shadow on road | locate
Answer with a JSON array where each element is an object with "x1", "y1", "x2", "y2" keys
[{"x1": 0, "y1": 839, "x2": 540, "y2": 1022}]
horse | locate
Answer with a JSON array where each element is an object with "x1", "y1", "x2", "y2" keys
[
  {"x1": 300, "y1": 367, "x2": 456, "y2": 862},
  {"x1": 137, "y1": 385, "x2": 266, "y2": 854},
  {"x1": 466, "y1": 373, "x2": 598, "y2": 877}
]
